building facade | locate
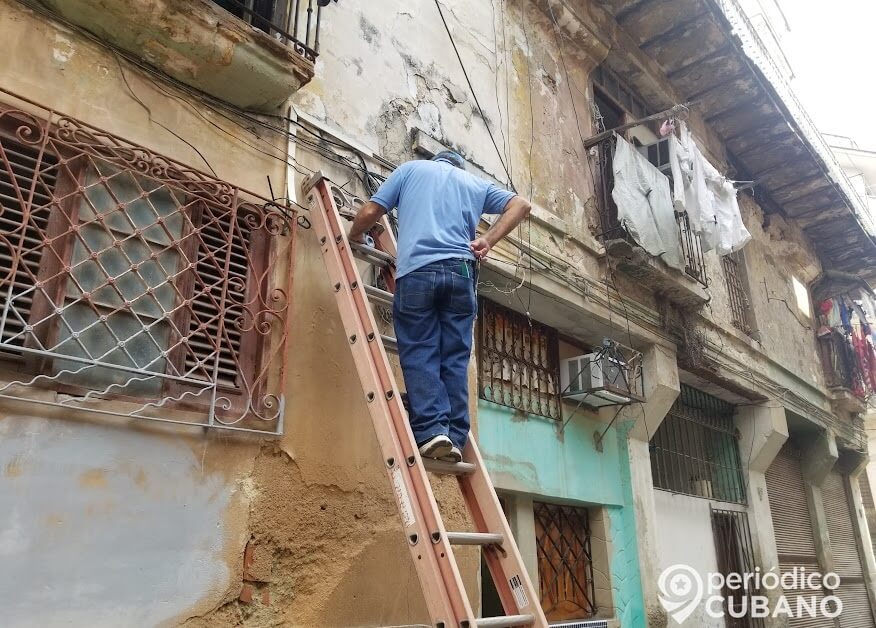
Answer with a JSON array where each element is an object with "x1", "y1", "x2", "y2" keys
[{"x1": 1, "y1": 1, "x2": 875, "y2": 627}]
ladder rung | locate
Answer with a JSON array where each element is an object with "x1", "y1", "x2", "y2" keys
[
  {"x1": 423, "y1": 458, "x2": 476, "y2": 475},
  {"x1": 476, "y1": 615, "x2": 534, "y2": 627},
  {"x1": 351, "y1": 242, "x2": 395, "y2": 268},
  {"x1": 447, "y1": 532, "x2": 504, "y2": 546},
  {"x1": 364, "y1": 284, "x2": 394, "y2": 307},
  {"x1": 381, "y1": 334, "x2": 398, "y2": 353}
]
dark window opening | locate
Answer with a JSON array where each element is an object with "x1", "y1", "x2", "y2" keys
[{"x1": 722, "y1": 251, "x2": 754, "y2": 335}]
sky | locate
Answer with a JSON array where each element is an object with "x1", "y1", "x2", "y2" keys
[{"x1": 777, "y1": 0, "x2": 876, "y2": 150}]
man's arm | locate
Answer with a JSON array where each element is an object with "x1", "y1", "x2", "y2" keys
[
  {"x1": 348, "y1": 200, "x2": 386, "y2": 244},
  {"x1": 470, "y1": 195, "x2": 532, "y2": 259}
]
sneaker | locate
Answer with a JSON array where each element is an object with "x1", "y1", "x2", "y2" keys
[
  {"x1": 418, "y1": 434, "x2": 453, "y2": 459},
  {"x1": 440, "y1": 446, "x2": 462, "y2": 463}
]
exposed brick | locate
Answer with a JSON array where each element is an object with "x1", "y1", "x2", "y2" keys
[{"x1": 239, "y1": 583, "x2": 254, "y2": 604}]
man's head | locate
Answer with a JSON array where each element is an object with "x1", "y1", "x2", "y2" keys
[{"x1": 431, "y1": 150, "x2": 465, "y2": 169}]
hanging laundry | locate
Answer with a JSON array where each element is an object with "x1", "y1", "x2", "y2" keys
[
  {"x1": 665, "y1": 121, "x2": 750, "y2": 255},
  {"x1": 611, "y1": 134, "x2": 684, "y2": 271}
]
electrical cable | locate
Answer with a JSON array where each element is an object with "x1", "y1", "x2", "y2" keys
[
  {"x1": 113, "y1": 53, "x2": 218, "y2": 177},
  {"x1": 433, "y1": 0, "x2": 516, "y2": 192}
]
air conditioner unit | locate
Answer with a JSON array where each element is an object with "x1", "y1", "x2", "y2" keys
[
  {"x1": 637, "y1": 137, "x2": 671, "y2": 175},
  {"x1": 560, "y1": 352, "x2": 633, "y2": 407}
]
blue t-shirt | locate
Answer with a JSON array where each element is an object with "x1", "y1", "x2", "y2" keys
[{"x1": 369, "y1": 160, "x2": 515, "y2": 278}]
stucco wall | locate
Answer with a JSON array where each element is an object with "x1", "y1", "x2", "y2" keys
[{"x1": 653, "y1": 491, "x2": 727, "y2": 628}]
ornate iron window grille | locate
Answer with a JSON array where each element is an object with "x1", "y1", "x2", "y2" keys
[
  {"x1": 650, "y1": 385, "x2": 747, "y2": 504},
  {"x1": 0, "y1": 88, "x2": 295, "y2": 434},
  {"x1": 210, "y1": 0, "x2": 328, "y2": 61},
  {"x1": 534, "y1": 501, "x2": 596, "y2": 621},
  {"x1": 477, "y1": 299, "x2": 562, "y2": 421},
  {"x1": 722, "y1": 251, "x2": 752, "y2": 335}
]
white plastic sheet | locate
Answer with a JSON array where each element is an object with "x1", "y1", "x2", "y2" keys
[{"x1": 611, "y1": 135, "x2": 684, "y2": 271}]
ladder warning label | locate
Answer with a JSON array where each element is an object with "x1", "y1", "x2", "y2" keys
[
  {"x1": 509, "y1": 574, "x2": 528, "y2": 609},
  {"x1": 391, "y1": 466, "x2": 416, "y2": 528}
]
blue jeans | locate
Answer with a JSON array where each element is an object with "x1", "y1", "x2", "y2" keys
[{"x1": 393, "y1": 259, "x2": 477, "y2": 449}]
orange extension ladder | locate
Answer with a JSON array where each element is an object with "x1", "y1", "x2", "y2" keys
[{"x1": 303, "y1": 172, "x2": 547, "y2": 628}]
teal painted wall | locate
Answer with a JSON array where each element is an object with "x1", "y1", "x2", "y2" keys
[
  {"x1": 609, "y1": 420, "x2": 647, "y2": 627},
  {"x1": 478, "y1": 402, "x2": 646, "y2": 626},
  {"x1": 477, "y1": 401, "x2": 623, "y2": 505}
]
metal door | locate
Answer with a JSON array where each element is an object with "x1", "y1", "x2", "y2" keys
[{"x1": 823, "y1": 470, "x2": 875, "y2": 628}]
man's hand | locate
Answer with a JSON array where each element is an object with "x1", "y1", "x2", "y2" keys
[
  {"x1": 470, "y1": 237, "x2": 491, "y2": 259},
  {"x1": 348, "y1": 200, "x2": 386, "y2": 245}
]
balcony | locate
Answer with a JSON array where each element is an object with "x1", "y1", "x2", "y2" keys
[
  {"x1": 817, "y1": 329, "x2": 870, "y2": 414},
  {"x1": 39, "y1": 0, "x2": 331, "y2": 111},
  {"x1": 594, "y1": 138, "x2": 710, "y2": 308}
]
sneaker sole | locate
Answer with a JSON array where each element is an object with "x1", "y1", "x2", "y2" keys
[{"x1": 419, "y1": 439, "x2": 453, "y2": 459}]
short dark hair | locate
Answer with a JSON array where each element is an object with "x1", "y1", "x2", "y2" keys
[{"x1": 431, "y1": 150, "x2": 465, "y2": 169}]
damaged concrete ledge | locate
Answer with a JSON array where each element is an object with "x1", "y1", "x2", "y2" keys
[
  {"x1": 37, "y1": 0, "x2": 315, "y2": 111},
  {"x1": 603, "y1": 238, "x2": 710, "y2": 308}
]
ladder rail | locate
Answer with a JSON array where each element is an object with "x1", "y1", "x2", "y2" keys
[
  {"x1": 305, "y1": 173, "x2": 475, "y2": 625},
  {"x1": 368, "y1": 187, "x2": 544, "y2": 626},
  {"x1": 303, "y1": 172, "x2": 547, "y2": 628}
]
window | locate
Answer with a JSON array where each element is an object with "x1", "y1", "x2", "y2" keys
[
  {"x1": 722, "y1": 250, "x2": 754, "y2": 335},
  {"x1": 711, "y1": 508, "x2": 764, "y2": 628},
  {"x1": 592, "y1": 65, "x2": 649, "y2": 123},
  {"x1": 792, "y1": 276, "x2": 811, "y2": 318},
  {"x1": 650, "y1": 385, "x2": 746, "y2": 504},
  {"x1": 477, "y1": 299, "x2": 562, "y2": 421},
  {"x1": 534, "y1": 501, "x2": 596, "y2": 621},
  {"x1": 0, "y1": 103, "x2": 293, "y2": 432}
]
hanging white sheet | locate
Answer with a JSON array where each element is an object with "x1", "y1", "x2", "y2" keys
[
  {"x1": 666, "y1": 122, "x2": 750, "y2": 255},
  {"x1": 611, "y1": 135, "x2": 684, "y2": 271}
]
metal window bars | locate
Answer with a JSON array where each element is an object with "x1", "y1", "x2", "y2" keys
[
  {"x1": 593, "y1": 137, "x2": 709, "y2": 287},
  {"x1": 650, "y1": 385, "x2": 747, "y2": 504},
  {"x1": 210, "y1": 0, "x2": 328, "y2": 61},
  {"x1": 534, "y1": 501, "x2": 597, "y2": 621},
  {"x1": 0, "y1": 88, "x2": 295, "y2": 434},
  {"x1": 710, "y1": 507, "x2": 765, "y2": 628},
  {"x1": 477, "y1": 298, "x2": 563, "y2": 421},
  {"x1": 722, "y1": 250, "x2": 752, "y2": 335}
]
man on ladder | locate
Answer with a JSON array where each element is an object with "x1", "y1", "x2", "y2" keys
[{"x1": 347, "y1": 151, "x2": 532, "y2": 463}]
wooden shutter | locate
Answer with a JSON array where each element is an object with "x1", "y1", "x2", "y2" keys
[
  {"x1": 765, "y1": 446, "x2": 826, "y2": 628},
  {"x1": 0, "y1": 136, "x2": 58, "y2": 358},
  {"x1": 823, "y1": 471, "x2": 875, "y2": 628}
]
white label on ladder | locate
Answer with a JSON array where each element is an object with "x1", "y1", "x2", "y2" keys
[
  {"x1": 391, "y1": 466, "x2": 416, "y2": 528},
  {"x1": 509, "y1": 574, "x2": 529, "y2": 609}
]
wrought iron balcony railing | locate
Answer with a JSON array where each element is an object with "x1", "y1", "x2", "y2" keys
[
  {"x1": 594, "y1": 138, "x2": 708, "y2": 287},
  {"x1": 0, "y1": 88, "x2": 296, "y2": 433},
  {"x1": 211, "y1": 0, "x2": 330, "y2": 62}
]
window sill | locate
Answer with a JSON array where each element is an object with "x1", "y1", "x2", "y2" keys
[{"x1": 40, "y1": 0, "x2": 316, "y2": 111}]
